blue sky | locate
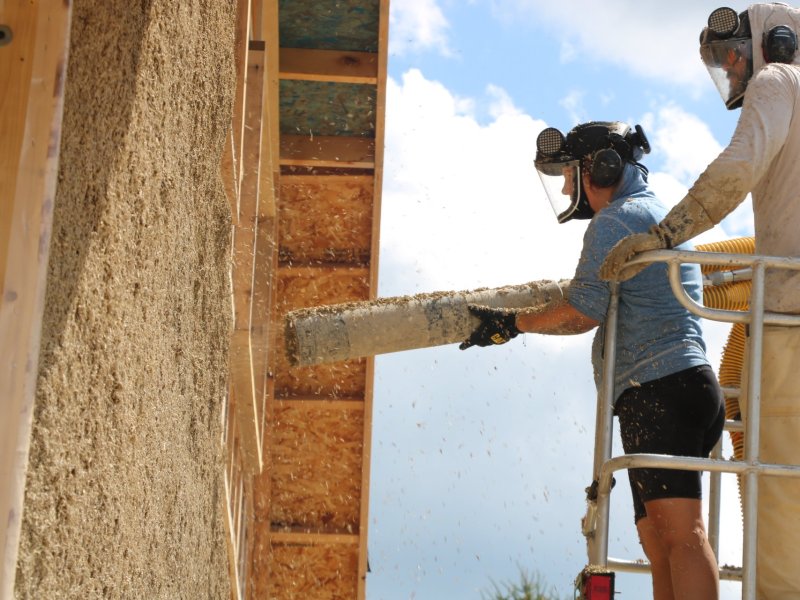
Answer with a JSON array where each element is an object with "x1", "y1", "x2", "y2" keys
[{"x1": 368, "y1": 2, "x2": 755, "y2": 598}]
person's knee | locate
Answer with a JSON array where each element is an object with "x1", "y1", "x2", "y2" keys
[
  {"x1": 644, "y1": 498, "x2": 708, "y2": 553},
  {"x1": 637, "y1": 517, "x2": 669, "y2": 567},
  {"x1": 654, "y1": 520, "x2": 707, "y2": 553},
  {"x1": 642, "y1": 537, "x2": 670, "y2": 568}
]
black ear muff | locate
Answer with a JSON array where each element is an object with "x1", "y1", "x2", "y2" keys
[
  {"x1": 632, "y1": 124, "x2": 651, "y2": 159},
  {"x1": 764, "y1": 25, "x2": 797, "y2": 64},
  {"x1": 589, "y1": 148, "x2": 623, "y2": 187}
]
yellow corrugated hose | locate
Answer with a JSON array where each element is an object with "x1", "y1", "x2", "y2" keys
[{"x1": 696, "y1": 237, "x2": 755, "y2": 505}]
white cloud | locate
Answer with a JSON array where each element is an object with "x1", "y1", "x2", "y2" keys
[
  {"x1": 559, "y1": 89, "x2": 588, "y2": 126},
  {"x1": 719, "y1": 197, "x2": 755, "y2": 238},
  {"x1": 495, "y1": 0, "x2": 753, "y2": 90},
  {"x1": 599, "y1": 91, "x2": 616, "y2": 107},
  {"x1": 487, "y1": 84, "x2": 522, "y2": 119},
  {"x1": 646, "y1": 103, "x2": 724, "y2": 184},
  {"x1": 380, "y1": 69, "x2": 755, "y2": 294},
  {"x1": 389, "y1": 0, "x2": 452, "y2": 57},
  {"x1": 644, "y1": 103, "x2": 755, "y2": 240},
  {"x1": 381, "y1": 69, "x2": 581, "y2": 294},
  {"x1": 560, "y1": 39, "x2": 577, "y2": 64}
]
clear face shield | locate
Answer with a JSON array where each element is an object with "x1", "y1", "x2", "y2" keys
[
  {"x1": 700, "y1": 37, "x2": 753, "y2": 109},
  {"x1": 534, "y1": 127, "x2": 586, "y2": 224},
  {"x1": 700, "y1": 7, "x2": 754, "y2": 109},
  {"x1": 535, "y1": 160, "x2": 582, "y2": 224}
]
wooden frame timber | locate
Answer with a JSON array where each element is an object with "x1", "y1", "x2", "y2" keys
[
  {"x1": 0, "y1": 2, "x2": 72, "y2": 598},
  {"x1": 279, "y1": 48, "x2": 378, "y2": 84},
  {"x1": 220, "y1": 1, "x2": 279, "y2": 598},
  {"x1": 221, "y1": 1, "x2": 389, "y2": 598}
]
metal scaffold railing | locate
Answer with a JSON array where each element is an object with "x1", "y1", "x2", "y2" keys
[{"x1": 579, "y1": 247, "x2": 800, "y2": 600}]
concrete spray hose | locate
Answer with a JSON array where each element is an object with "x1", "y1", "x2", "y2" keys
[{"x1": 696, "y1": 236, "x2": 755, "y2": 506}]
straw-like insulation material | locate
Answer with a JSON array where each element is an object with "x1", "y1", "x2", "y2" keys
[
  {"x1": 268, "y1": 405, "x2": 364, "y2": 530},
  {"x1": 279, "y1": 176, "x2": 373, "y2": 264},
  {"x1": 15, "y1": 1, "x2": 236, "y2": 598}
]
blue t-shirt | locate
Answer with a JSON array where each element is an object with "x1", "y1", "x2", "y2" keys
[{"x1": 568, "y1": 163, "x2": 709, "y2": 402}]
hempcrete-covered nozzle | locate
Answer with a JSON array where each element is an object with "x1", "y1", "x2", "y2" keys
[{"x1": 285, "y1": 279, "x2": 570, "y2": 366}]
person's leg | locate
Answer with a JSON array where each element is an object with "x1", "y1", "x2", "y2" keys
[
  {"x1": 616, "y1": 366, "x2": 724, "y2": 599},
  {"x1": 617, "y1": 388, "x2": 677, "y2": 599},
  {"x1": 644, "y1": 497, "x2": 719, "y2": 600},
  {"x1": 636, "y1": 516, "x2": 674, "y2": 600}
]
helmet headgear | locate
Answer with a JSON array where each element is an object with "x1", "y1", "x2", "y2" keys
[{"x1": 534, "y1": 121, "x2": 650, "y2": 224}]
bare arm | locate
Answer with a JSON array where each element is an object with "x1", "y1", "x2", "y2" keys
[
  {"x1": 516, "y1": 296, "x2": 598, "y2": 335},
  {"x1": 459, "y1": 281, "x2": 597, "y2": 350}
]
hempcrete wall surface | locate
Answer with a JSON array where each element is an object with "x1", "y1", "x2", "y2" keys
[{"x1": 15, "y1": 2, "x2": 236, "y2": 598}]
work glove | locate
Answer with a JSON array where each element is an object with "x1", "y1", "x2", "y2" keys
[
  {"x1": 599, "y1": 228, "x2": 668, "y2": 282},
  {"x1": 600, "y1": 192, "x2": 715, "y2": 282},
  {"x1": 459, "y1": 305, "x2": 521, "y2": 350}
]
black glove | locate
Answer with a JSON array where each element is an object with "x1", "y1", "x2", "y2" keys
[{"x1": 459, "y1": 305, "x2": 521, "y2": 350}]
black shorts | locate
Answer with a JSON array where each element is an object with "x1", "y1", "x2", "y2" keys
[{"x1": 614, "y1": 365, "x2": 725, "y2": 523}]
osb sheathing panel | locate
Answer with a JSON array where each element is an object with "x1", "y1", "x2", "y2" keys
[
  {"x1": 251, "y1": 540, "x2": 359, "y2": 600},
  {"x1": 15, "y1": 1, "x2": 236, "y2": 598},
  {"x1": 274, "y1": 358, "x2": 368, "y2": 399},
  {"x1": 268, "y1": 405, "x2": 364, "y2": 529},
  {"x1": 279, "y1": 0, "x2": 380, "y2": 52},
  {"x1": 277, "y1": 267, "x2": 370, "y2": 310},
  {"x1": 273, "y1": 269, "x2": 369, "y2": 397},
  {"x1": 279, "y1": 81, "x2": 377, "y2": 138},
  {"x1": 279, "y1": 175, "x2": 374, "y2": 264}
]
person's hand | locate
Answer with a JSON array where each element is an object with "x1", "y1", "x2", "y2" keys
[
  {"x1": 459, "y1": 305, "x2": 521, "y2": 350},
  {"x1": 599, "y1": 229, "x2": 666, "y2": 282}
]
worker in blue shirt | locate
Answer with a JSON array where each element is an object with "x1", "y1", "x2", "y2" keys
[{"x1": 461, "y1": 121, "x2": 724, "y2": 600}]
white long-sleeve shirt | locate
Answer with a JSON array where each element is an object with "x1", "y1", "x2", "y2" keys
[{"x1": 690, "y1": 3, "x2": 800, "y2": 312}]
